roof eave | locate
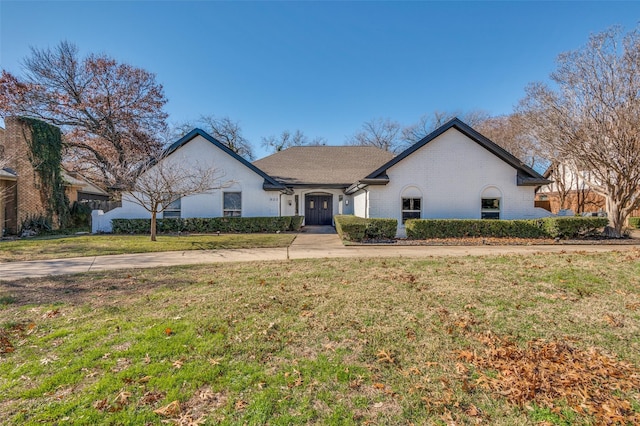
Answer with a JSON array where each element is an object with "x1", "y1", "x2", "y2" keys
[
  {"x1": 517, "y1": 172, "x2": 553, "y2": 186},
  {"x1": 345, "y1": 176, "x2": 390, "y2": 194},
  {"x1": 263, "y1": 181, "x2": 293, "y2": 194}
]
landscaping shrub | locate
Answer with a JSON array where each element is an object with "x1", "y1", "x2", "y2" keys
[
  {"x1": 111, "y1": 216, "x2": 302, "y2": 234},
  {"x1": 290, "y1": 215, "x2": 304, "y2": 231},
  {"x1": 629, "y1": 217, "x2": 640, "y2": 229},
  {"x1": 19, "y1": 214, "x2": 52, "y2": 236},
  {"x1": 540, "y1": 217, "x2": 609, "y2": 238},
  {"x1": 405, "y1": 217, "x2": 610, "y2": 239},
  {"x1": 405, "y1": 219, "x2": 547, "y2": 239},
  {"x1": 68, "y1": 201, "x2": 93, "y2": 229},
  {"x1": 334, "y1": 215, "x2": 397, "y2": 241}
]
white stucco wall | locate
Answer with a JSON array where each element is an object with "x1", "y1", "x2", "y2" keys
[
  {"x1": 353, "y1": 190, "x2": 368, "y2": 218},
  {"x1": 92, "y1": 135, "x2": 279, "y2": 233},
  {"x1": 355, "y1": 128, "x2": 545, "y2": 232}
]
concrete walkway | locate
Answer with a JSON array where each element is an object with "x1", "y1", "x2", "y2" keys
[{"x1": 1, "y1": 227, "x2": 638, "y2": 281}]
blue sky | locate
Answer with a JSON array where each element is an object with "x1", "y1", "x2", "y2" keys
[{"x1": 1, "y1": 1, "x2": 639, "y2": 158}]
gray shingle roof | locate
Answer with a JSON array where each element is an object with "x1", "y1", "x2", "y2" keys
[{"x1": 252, "y1": 146, "x2": 394, "y2": 186}]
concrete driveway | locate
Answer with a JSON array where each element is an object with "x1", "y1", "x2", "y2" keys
[{"x1": 1, "y1": 228, "x2": 638, "y2": 281}]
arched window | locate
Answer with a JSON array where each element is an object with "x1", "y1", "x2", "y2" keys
[
  {"x1": 481, "y1": 186, "x2": 501, "y2": 220},
  {"x1": 401, "y1": 186, "x2": 422, "y2": 223}
]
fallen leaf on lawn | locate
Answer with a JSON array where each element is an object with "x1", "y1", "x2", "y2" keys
[
  {"x1": 456, "y1": 350, "x2": 474, "y2": 362},
  {"x1": 208, "y1": 357, "x2": 222, "y2": 365},
  {"x1": 139, "y1": 391, "x2": 164, "y2": 406},
  {"x1": 603, "y1": 313, "x2": 624, "y2": 327},
  {"x1": 154, "y1": 400, "x2": 181, "y2": 417},
  {"x1": 93, "y1": 398, "x2": 108, "y2": 411},
  {"x1": 235, "y1": 399, "x2": 248, "y2": 410},
  {"x1": 164, "y1": 327, "x2": 173, "y2": 336},
  {"x1": 172, "y1": 359, "x2": 184, "y2": 369},
  {"x1": 455, "y1": 362, "x2": 469, "y2": 374},
  {"x1": 44, "y1": 309, "x2": 60, "y2": 318},
  {"x1": 137, "y1": 375, "x2": 152, "y2": 383},
  {"x1": 199, "y1": 388, "x2": 215, "y2": 400},
  {"x1": 113, "y1": 391, "x2": 132, "y2": 406},
  {"x1": 376, "y1": 349, "x2": 395, "y2": 364},
  {"x1": 144, "y1": 353, "x2": 151, "y2": 364},
  {"x1": 466, "y1": 404, "x2": 482, "y2": 417}
]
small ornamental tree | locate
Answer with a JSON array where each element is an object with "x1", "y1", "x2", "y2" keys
[{"x1": 125, "y1": 153, "x2": 231, "y2": 241}]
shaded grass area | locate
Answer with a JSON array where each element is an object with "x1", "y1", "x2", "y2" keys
[
  {"x1": 1, "y1": 250, "x2": 639, "y2": 424},
  {"x1": 0, "y1": 234, "x2": 296, "y2": 262}
]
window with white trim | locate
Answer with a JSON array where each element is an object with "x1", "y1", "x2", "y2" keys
[
  {"x1": 402, "y1": 198, "x2": 421, "y2": 223},
  {"x1": 481, "y1": 198, "x2": 500, "y2": 219},
  {"x1": 164, "y1": 197, "x2": 181, "y2": 218},
  {"x1": 223, "y1": 192, "x2": 242, "y2": 217}
]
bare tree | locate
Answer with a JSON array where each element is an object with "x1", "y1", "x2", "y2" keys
[
  {"x1": 518, "y1": 26, "x2": 640, "y2": 236},
  {"x1": 173, "y1": 115, "x2": 254, "y2": 160},
  {"x1": 402, "y1": 110, "x2": 490, "y2": 146},
  {"x1": 261, "y1": 129, "x2": 312, "y2": 153},
  {"x1": 475, "y1": 113, "x2": 541, "y2": 169},
  {"x1": 0, "y1": 41, "x2": 168, "y2": 191},
  {"x1": 546, "y1": 161, "x2": 579, "y2": 211},
  {"x1": 125, "y1": 153, "x2": 230, "y2": 241},
  {"x1": 348, "y1": 117, "x2": 402, "y2": 152}
]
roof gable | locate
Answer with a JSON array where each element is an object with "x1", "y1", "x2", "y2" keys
[
  {"x1": 365, "y1": 118, "x2": 549, "y2": 186},
  {"x1": 165, "y1": 128, "x2": 286, "y2": 190}
]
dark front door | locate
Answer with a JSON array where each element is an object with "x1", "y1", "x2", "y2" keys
[{"x1": 305, "y1": 195, "x2": 333, "y2": 225}]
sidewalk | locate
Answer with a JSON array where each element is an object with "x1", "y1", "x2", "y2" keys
[{"x1": 1, "y1": 230, "x2": 638, "y2": 281}]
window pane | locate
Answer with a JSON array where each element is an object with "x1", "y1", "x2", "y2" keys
[
  {"x1": 481, "y1": 211, "x2": 500, "y2": 220},
  {"x1": 224, "y1": 192, "x2": 241, "y2": 210},
  {"x1": 402, "y1": 197, "x2": 422, "y2": 224},
  {"x1": 166, "y1": 198, "x2": 181, "y2": 210},
  {"x1": 482, "y1": 198, "x2": 499, "y2": 210}
]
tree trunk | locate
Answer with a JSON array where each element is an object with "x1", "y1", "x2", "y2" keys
[
  {"x1": 150, "y1": 210, "x2": 157, "y2": 242},
  {"x1": 605, "y1": 196, "x2": 626, "y2": 238}
]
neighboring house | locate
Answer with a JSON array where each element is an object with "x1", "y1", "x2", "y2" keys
[
  {"x1": 536, "y1": 165, "x2": 640, "y2": 217},
  {"x1": 93, "y1": 118, "x2": 551, "y2": 236},
  {"x1": 0, "y1": 117, "x2": 109, "y2": 235},
  {"x1": 63, "y1": 171, "x2": 110, "y2": 203}
]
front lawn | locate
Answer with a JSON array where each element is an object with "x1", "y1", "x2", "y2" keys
[
  {"x1": 1, "y1": 251, "x2": 639, "y2": 424},
  {"x1": 0, "y1": 233, "x2": 296, "y2": 262}
]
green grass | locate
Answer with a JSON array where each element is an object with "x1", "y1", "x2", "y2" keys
[
  {"x1": 0, "y1": 250, "x2": 639, "y2": 424},
  {"x1": 0, "y1": 233, "x2": 296, "y2": 262}
]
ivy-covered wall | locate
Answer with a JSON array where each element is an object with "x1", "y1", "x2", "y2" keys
[
  {"x1": 18, "y1": 117, "x2": 70, "y2": 226},
  {"x1": 2, "y1": 117, "x2": 69, "y2": 232}
]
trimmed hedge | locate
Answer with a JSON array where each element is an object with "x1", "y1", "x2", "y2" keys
[
  {"x1": 540, "y1": 217, "x2": 609, "y2": 238},
  {"x1": 111, "y1": 216, "x2": 304, "y2": 234},
  {"x1": 629, "y1": 217, "x2": 640, "y2": 229},
  {"x1": 405, "y1": 217, "x2": 610, "y2": 239},
  {"x1": 334, "y1": 215, "x2": 397, "y2": 242}
]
